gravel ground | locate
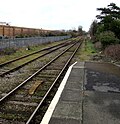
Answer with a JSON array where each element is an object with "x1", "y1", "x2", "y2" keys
[{"x1": 0, "y1": 46, "x2": 68, "y2": 95}]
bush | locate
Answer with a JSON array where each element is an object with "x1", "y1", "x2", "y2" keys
[
  {"x1": 94, "y1": 41, "x2": 102, "y2": 50},
  {"x1": 104, "y1": 44, "x2": 120, "y2": 60},
  {"x1": 0, "y1": 48, "x2": 16, "y2": 55},
  {"x1": 96, "y1": 31, "x2": 120, "y2": 48}
]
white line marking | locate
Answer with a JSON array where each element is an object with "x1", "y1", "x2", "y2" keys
[{"x1": 40, "y1": 62, "x2": 77, "y2": 124}]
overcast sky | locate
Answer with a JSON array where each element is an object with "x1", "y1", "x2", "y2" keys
[{"x1": 0, "y1": 0, "x2": 119, "y2": 31}]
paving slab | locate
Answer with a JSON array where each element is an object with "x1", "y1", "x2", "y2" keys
[
  {"x1": 48, "y1": 62, "x2": 85, "y2": 124},
  {"x1": 83, "y1": 91, "x2": 120, "y2": 124},
  {"x1": 52, "y1": 101, "x2": 82, "y2": 119},
  {"x1": 49, "y1": 117, "x2": 80, "y2": 124},
  {"x1": 84, "y1": 61, "x2": 120, "y2": 124},
  {"x1": 85, "y1": 62, "x2": 120, "y2": 92}
]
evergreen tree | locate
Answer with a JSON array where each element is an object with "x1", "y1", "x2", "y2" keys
[{"x1": 96, "y1": 3, "x2": 120, "y2": 39}]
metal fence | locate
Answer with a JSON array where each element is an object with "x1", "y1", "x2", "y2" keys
[{"x1": 0, "y1": 36, "x2": 71, "y2": 50}]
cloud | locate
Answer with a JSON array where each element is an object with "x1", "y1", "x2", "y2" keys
[{"x1": 0, "y1": 0, "x2": 119, "y2": 31}]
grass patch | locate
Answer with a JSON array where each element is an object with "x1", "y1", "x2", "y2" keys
[
  {"x1": 0, "y1": 41, "x2": 65, "y2": 64},
  {"x1": 78, "y1": 40, "x2": 97, "y2": 61},
  {"x1": 85, "y1": 40, "x2": 97, "y2": 53}
]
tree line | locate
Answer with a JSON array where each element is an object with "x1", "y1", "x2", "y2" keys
[{"x1": 89, "y1": 3, "x2": 120, "y2": 48}]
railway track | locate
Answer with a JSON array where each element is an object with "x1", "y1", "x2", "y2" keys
[
  {"x1": 0, "y1": 40, "x2": 75, "y2": 77},
  {"x1": 0, "y1": 39, "x2": 82, "y2": 124},
  {"x1": 0, "y1": 39, "x2": 72, "y2": 67}
]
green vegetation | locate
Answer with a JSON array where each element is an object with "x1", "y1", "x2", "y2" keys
[
  {"x1": 0, "y1": 41, "x2": 63, "y2": 64},
  {"x1": 85, "y1": 40, "x2": 97, "y2": 53},
  {"x1": 96, "y1": 31, "x2": 119, "y2": 48},
  {"x1": 89, "y1": 2, "x2": 120, "y2": 61},
  {"x1": 89, "y1": 3, "x2": 120, "y2": 48},
  {"x1": 78, "y1": 39, "x2": 97, "y2": 61}
]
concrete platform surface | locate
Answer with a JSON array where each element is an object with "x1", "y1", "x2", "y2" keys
[{"x1": 41, "y1": 62, "x2": 120, "y2": 124}]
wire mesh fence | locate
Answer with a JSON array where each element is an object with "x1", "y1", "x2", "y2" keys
[{"x1": 0, "y1": 36, "x2": 70, "y2": 50}]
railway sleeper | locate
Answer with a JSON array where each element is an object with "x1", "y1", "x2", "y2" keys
[
  {"x1": 9, "y1": 95, "x2": 42, "y2": 103},
  {"x1": 0, "y1": 103, "x2": 36, "y2": 114},
  {"x1": 0, "y1": 111, "x2": 31, "y2": 122},
  {"x1": 0, "y1": 118, "x2": 25, "y2": 124},
  {"x1": 32, "y1": 77, "x2": 55, "y2": 82},
  {"x1": 37, "y1": 75, "x2": 57, "y2": 78}
]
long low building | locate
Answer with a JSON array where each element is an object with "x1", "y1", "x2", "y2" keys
[{"x1": 0, "y1": 25, "x2": 62, "y2": 38}]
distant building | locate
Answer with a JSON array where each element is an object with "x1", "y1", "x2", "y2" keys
[{"x1": 0, "y1": 25, "x2": 60, "y2": 38}]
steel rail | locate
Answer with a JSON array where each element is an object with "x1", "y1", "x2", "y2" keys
[
  {"x1": 0, "y1": 41, "x2": 75, "y2": 77},
  {"x1": 26, "y1": 41, "x2": 82, "y2": 124},
  {"x1": 0, "y1": 41, "x2": 78, "y2": 102},
  {"x1": 0, "y1": 40, "x2": 71, "y2": 67}
]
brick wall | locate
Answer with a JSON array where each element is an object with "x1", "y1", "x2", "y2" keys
[{"x1": 0, "y1": 25, "x2": 53, "y2": 38}]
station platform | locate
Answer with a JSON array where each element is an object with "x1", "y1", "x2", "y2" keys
[{"x1": 41, "y1": 61, "x2": 120, "y2": 124}]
